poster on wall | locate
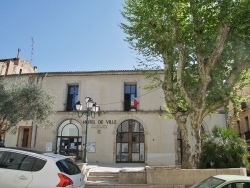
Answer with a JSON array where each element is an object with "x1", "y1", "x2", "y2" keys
[
  {"x1": 87, "y1": 142, "x2": 96, "y2": 153},
  {"x1": 46, "y1": 142, "x2": 52, "y2": 152}
]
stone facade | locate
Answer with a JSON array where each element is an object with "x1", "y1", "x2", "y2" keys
[
  {"x1": 228, "y1": 86, "x2": 250, "y2": 149},
  {"x1": 0, "y1": 58, "x2": 37, "y2": 75},
  {"x1": 3, "y1": 71, "x2": 227, "y2": 166}
]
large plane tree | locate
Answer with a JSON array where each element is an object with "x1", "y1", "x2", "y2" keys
[{"x1": 121, "y1": 0, "x2": 250, "y2": 168}]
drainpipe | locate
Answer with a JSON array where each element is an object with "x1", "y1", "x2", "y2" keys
[{"x1": 33, "y1": 122, "x2": 37, "y2": 148}]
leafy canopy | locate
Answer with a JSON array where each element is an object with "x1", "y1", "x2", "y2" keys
[
  {"x1": 121, "y1": 0, "x2": 250, "y2": 115},
  {"x1": 0, "y1": 77, "x2": 55, "y2": 133}
]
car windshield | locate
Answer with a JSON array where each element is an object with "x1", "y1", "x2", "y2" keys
[{"x1": 192, "y1": 176, "x2": 225, "y2": 188}]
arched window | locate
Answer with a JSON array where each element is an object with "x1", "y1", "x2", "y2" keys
[
  {"x1": 116, "y1": 119, "x2": 145, "y2": 163},
  {"x1": 56, "y1": 119, "x2": 82, "y2": 159}
]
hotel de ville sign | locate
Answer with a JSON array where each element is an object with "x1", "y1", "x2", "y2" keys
[{"x1": 82, "y1": 119, "x2": 117, "y2": 129}]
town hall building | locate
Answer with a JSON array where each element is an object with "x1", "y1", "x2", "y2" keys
[{"x1": 2, "y1": 68, "x2": 227, "y2": 166}]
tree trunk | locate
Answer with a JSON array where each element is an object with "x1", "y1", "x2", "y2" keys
[
  {"x1": 176, "y1": 113, "x2": 202, "y2": 169},
  {"x1": 0, "y1": 122, "x2": 3, "y2": 134}
]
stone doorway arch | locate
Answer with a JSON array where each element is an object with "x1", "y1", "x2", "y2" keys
[{"x1": 56, "y1": 119, "x2": 82, "y2": 159}]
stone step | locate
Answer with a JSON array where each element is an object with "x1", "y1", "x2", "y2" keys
[
  {"x1": 87, "y1": 171, "x2": 119, "y2": 182},
  {"x1": 87, "y1": 175, "x2": 119, "y2": 182},
  {"x1": 89, "y1": 172, "x2": 119, "y2": 177},
  {"x1": 85, "y1": 183, "x2": 149, "y2": 188}
]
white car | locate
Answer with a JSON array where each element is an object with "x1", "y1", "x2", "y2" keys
[
  {"x1": 0, "y1": 147, "x2": 84, "y2": 188},
  {"x1": 191, "y1": 175, "x2": 250, "y2": 188}
]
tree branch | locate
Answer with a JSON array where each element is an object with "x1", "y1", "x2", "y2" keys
[
  {"x1": 208, "y1": 24, "x2": 230, "y2": 68},
  {"x1": 162, "y1": 52, "x2": 179, "y2": 114},
  {"x1": 177, "y1": 44, "x2": 192, "y2": 105},
  {"x1": 225, "y1": 62, "x2": 249, "y2": 88},
  {"x1": 203, "y1": 60, "x2": 249, "y2": 116},
  {"x1": 197, "y1": 24, "x2": 230, "y2": 108}
]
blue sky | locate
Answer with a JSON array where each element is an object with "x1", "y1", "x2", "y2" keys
[{"x1": 0, "y1": 1, "x2": 139, "y2": 72}]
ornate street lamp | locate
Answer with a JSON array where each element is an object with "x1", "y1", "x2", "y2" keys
[{"x1": 75, "y1": 97, "x2": 100, "y2": 163}]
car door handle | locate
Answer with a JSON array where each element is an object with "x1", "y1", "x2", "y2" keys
[{"x1": 18, "y1": 175, "x2": 28, "y2": 180}]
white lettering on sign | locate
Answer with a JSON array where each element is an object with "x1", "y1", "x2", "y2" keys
[
  {"x1": 83, "y1": 120, "x2": 117, "y2": 125},
  {"x1": 106, "y1": 120, "x2": 116, "y2": 124}
]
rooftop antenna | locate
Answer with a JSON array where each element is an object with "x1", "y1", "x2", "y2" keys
[
  {"x1": 16, "y1": 48, "x2": 21, "y2": 58},
  {"x1": 30, "y1": 37, "x2": 34, "y2": 63}
]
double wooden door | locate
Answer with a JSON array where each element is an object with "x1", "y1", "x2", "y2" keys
[{"x1": 116, "y1": 120, "x2": 145, "y2": 163}]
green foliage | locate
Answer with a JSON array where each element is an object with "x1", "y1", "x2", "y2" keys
[
  {"x1": 0, "y1": 77, "x2": 55, "y2": 133},
  {"x1": 200, "y1": 126, "x2": 250, "y2": 169},
  {"x1": 121, "y1": 0, "x2": 250, "y2": 112}
]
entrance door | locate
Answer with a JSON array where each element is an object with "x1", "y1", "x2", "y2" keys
[
  {"x1": 116, "y1": 120, "x2": 145, "y2": 163},
  {"x1": 22, "y1": 129, "x2": 29, "y2": 147},
  {"x1": 57, "y1": 119, "x2": 82, "y2": 160},
  {"x1": 58, "y1": 136, "x2": 82, "y2": 158},
  {"x1": 16, "y1": 126, "x2": 32, "y2": 148}
]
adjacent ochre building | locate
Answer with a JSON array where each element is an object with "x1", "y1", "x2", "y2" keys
[
  {"x1": 2, "y1": 69, "x2": 227, "y2": 166},
  {"x1": 228, "y1": 87, "x2": 250, "y2": 150},
  {"x1": 0, "y1": 58, "x2": 37, "y2": 75}
]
